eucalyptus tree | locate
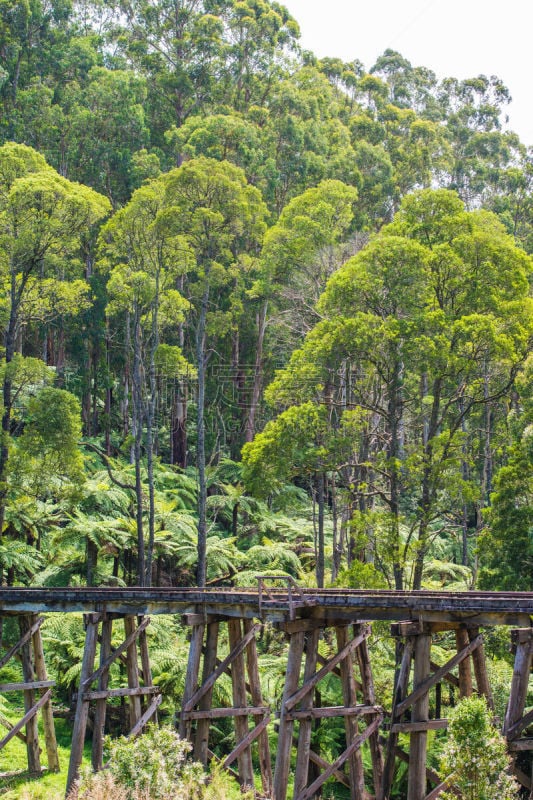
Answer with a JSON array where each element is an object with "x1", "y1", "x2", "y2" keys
[{"x1": 0, "y1": 143, "x2": 110, "y2": 572}]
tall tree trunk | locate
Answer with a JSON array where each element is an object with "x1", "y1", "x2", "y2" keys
[
  {"x1": 145, "y1": 275, "x2": 160, "y2": 587},
  {"x1": 316, "y1": 472, "x2": 325, "y2": 588},
  {"x1": 132, "y1": 307, "x2": 145, "y2": 586},
  {"x1": 196, "y1": 283, "x2": 209, "y2": 587},
  {"x1": 245, "y1": 300, "x2": 268, "y2": 443}
]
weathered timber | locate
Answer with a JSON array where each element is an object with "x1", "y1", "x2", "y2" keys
[
  {"x1": 504, "y1": 632, "x2": 533, "y2": 738},
  {"x1": 227, "y1": 618, "x2": 254, "y2": 788},
  {"x1": 468, "y1": 627, "x2": 494, "y2": 710},
  {"x1": 273, "y1": 629, "x2": 305, "y2": 800},
  {"x1": 85, "y1": 686, "x2": 160, "y2": 701},
  {"x1": 407, "y1": 632, "x2": 431, "y2": 800},
  {"x1": 0, "y1": 688, "x2": 53, "y2": 751},
  {"x1": 127, "y1": 694, "x2": 162, "y2": 739},
  {"x1": 380, "y1": 637, "x2": 414, "y2": 800},
  {"x1": 223, "y1": 715, "x2": 271, "y2": 770},
  {"x1": 243, "y1": 617, "x2": 272, "y2": 797},
  {"x1": 390, "y1": 719, "x2": 448, "y2": 733},
  {"x1": 507, "y1": 706, "x2": 533, "y2": 741},
  {"x1": 186, "y1": 706, "x2": 269, "y2": 720},
  {"x1": 19, "y1": 616, "x2": 41, "y2": 775},
  {"x1": 66, "y1": 614, "x2": 100, "y2": 796},
  {"x1": 455, "y1": 628, "x2": 473, "y2": 698},
  {"x1": 92, "y1": 616, "x2": 112, "y2": 771},
  {"x1": 336, "y1": 625, "x2": 366, "y2": 800},
  {"x1": 0, "y1": 680, "x2": 54, "y2": 692},
  {"x1": 0, "y1": 711, "x2": 26, "y2": 743},
  {"x1": 357, "y1": 629, "x2": 384, "y2": 798},
  {"x1": 124, "y1": 616, "x2": 142, "y2": 729},
  {"x1": 193, "y1": 620, "x2": 219, "y2": 764},
  {"x1": 0, "y1": 616, "x2": 44, "y2": 671},
  {"x1": 395, "y1": 634, "x2": 482, "y2": 717},
  {"x1": 288, "y1": 704, "x2": 379, "y2": 720},
  {"x1": 31, "y1": 615, "x2": 59, "y2": 773},
  {"x1": 293, "y1": 627, "x2": 320, "y2": 799},
  {"x1": 179, "y1": 621, "x2": 205, "y2": 740},
  {"x1": 296, "y1": 715, "x2": 382, "y2": 800}
]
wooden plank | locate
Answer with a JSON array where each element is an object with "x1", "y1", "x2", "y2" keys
[
  {"x1": 273, "y1": 630, "x2": 305, "y2": 800},
  {"x1": 507, "y1": 738, "x2": 533, "y2": 751},
  {"x1": 0, "y1": 680, "x2": 55, "y2": 692},
  {"x1": 186, "y1": 706, "x2": 269, "y2": 720},
  {"x1": 193, "y1": 621, "x2": 219, "y2": 765},
  {"x1": 407, "y1": 633, "x2": 431, "y2": 800},
  {"x1": 127, "y1": 693, "x2": 162, "y2": 739},
  {"x1": 92, "y1": 616, "x2": 112, "y2": 771},
  {"x1": 124, "y1": 616, "x2": 142, "y2": 730},
  {"x1": 507, "y1": 706, "x2": 533, "y2": 741},
  {"x1": 308, "y1": 749, "x2": 350, "y2": 789},
  {"x1": 456, "y1": 628, "x2": 473, "y2": 698},
  {"x1": 227, "y1": 618, "x2": 254, "y2": 789},
  {"x1": 468, "y1": 627, "x2": 494, "y2": 710},
  {"x1": 85, "y1": 686, "x2": 160, "y2": 701},
  {"x1": 243, "y1": 617, "x2": 272, "y2": 798},
  {"x1": 137, "y1": 614, "x2": 155, "y2": 721},
  {"x1": 19, "y1": 616, "x2": 40, "y2": 775},
  {"x1": 424, "y1": 775, "x2": 457, "y2": 800},
  {"x1": 179, "y1": 622, "x2": 205, "y2": 740},
  {"x1": 84, "y1": 616, "x2": 150, "y2": 690},
  {"x1": 0, "y1": 688, "x2": 52, "y2": 750},
  {"x1": 222, "y1": 715, "x2": 270, "y2": 769},
  {"x1": 357, "y1": 629, "x2": 384, "y2": 798},
  {"x1": 286, "y1": 625, "x2": 370, "y2": 711},
  {"x1": 296, "y1": 715, "x2": 381, "y2": 800},
  {"x1": 184, "y1": 623, "x2": 260, "y2": 713},
  {"x1": 31, "y1": 616, "x2": 59, "y2": 773},
  {"x1": 395, "y1": 746, "x2": 443, "y2": 786},
  {"x1": 289, "y1": 704, "x2": 379, "y2": 720},
  {"x1": 66, "y1": 614, "x2": 100, "y2": 796},
  {"x1": 396, "y1": 635, "x2": 482, "y2": 717},
  {"x1": 504, "y1": 640, "x2": 533, "y2": 736},
  {"x1": 512, "y1": 765, "x2": 532, "y2": 790},
  {"x1": 380, "y1": 637, "x2": 414, "y2": 800},
  {"x1": 0, "y1": 712, "x2": 26, "y2": 743},
  {"x1": 294, "y1": 627, "x2": 320, "y2": 799},
  {"x1": 430, "y1": 660, "x2": 459, "y2": 688},
  {"x1": 391, "y1": 719, "x2": 448, "y2": 733},
  {"x1": 0, "y1": 617, "x2": 44, "y2": 671},
  {"x1": 336, "y1": 625, "x2": 366, "y2": 800}
]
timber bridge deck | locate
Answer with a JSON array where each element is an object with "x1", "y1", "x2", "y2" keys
[{"x1": 1, "y1": 585, "x2": 532, "y2": 799}]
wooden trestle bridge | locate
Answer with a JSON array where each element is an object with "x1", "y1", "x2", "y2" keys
[{"x1": 1, "y1": 582, "x2": 532, "y2": 799}]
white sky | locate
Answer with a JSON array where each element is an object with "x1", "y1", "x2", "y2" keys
[{"x1": 281, "y1": 0, "x2": 533, "y2": 146}]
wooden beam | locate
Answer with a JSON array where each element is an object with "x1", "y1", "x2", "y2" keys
[
  {"x1": 296, "y1": 715, "x2": 381, "y2": 800},
  {"x1": 507, "y1": 706, "x2": 533, "y2": 741},
  {"x1": 396, "y1": 634, "x2": 482, "y2": 717},
  {"x1": 504, "y1": 638, "x2": 533, "y2": 736},
  {"x1": 294, "y1": 627, "x2": 320, "y2": 799},
  {"x1": 289, "y1": 704, "x2": 380, "y2": 720},
  {"x1": 390, "y1": 719, "x2": 448, "y2": 733},
  {"x1": 286, "y1": 626, "x2": 370, "y2": 711},
  {"x1": 308, "y1": 749, "x2": 350, "y2": 789},
  {"x1": 0, "y1": 712, "x2": 26, "y2": 744},
  {"x1": 179, "y1": 622, "x2": 205, "y2": 740},
  {"x1": 380, "y1": 637, "x2": 414, "y2": 800},
  {"x1": 222, "y1": 716, "x2": 270, "y2": 769},
  {"x1": 124, "y1": 616, "x2": 142, "y2": 730},
  {"x1": 31, "y1": 615, "x2": 59, "y2": 773},
  {"x1": 127, "y1": 693, "x2": 162, "y2": 739},
  {"x1": 243, "y1": 617, "x2": 272, "y2": 798},
  {"x1": 0, "y1": 688, "x2": 52, "y2": 751},
  {"x1": 193, "y1": 620, "x2": 219, "y2": 765},
  {"x1": 186, "y1": 706, "x2": 269, "y2": 720},
  {"x1": 184, "y1": 623, "x2": 260, "y2": 713},
  {"x1": 407, "y1": 632, "x2": 431, "y2": 800},
  {"x1": 85, "y1": 686, "x2": 160, "y2": 701},
  {"x1": 84, "y1": 616, "x2": 150, "y2": 690},
  {"x1": 19, "y1": 616, "x2": 40, "y2": 775},
  {"x1": 456, "y1": 628, "x2": 473, "y2": 698},
  {"x1": 337, "y1": 625, "x2": 366, "y2": 800},
  {"x1": 357, "y1": 627, "x2": 384, "y2": 798},
  {"x1": 66, "y1": 614, "x2": 99, "y2": 796},
  {"x1": 507, "y1": 738, "x2": 533, "y2": 751},
  {"x1": 227, "y1": 619, "x2": 254, "y2": 789},
  {"x1": 0, "y1": 680, "x2": 54, "y2": 692},
  {"x1": 0, "y1": 617, "x2": 44, "y2": 671},
  {"x1": 273, "y1": 630, "x2": 305, "y2": 800},
  {"x1": 430, "y1": 660, "x2": 459, "y2": 688},
  {"x1": 92, "y1": 616, "x2": 112, "y2": 772}
]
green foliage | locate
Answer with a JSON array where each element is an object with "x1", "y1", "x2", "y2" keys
[{"x1": 439, "y1": 696, "x2": 519, "y2": 800}]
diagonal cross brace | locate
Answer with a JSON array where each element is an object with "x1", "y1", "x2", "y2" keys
[
  {"x1": 83, "y1": 616, "x2": 151, "y2": 690},
  {"x1": 223, "y1": 715, "x2": 271, "y2": 769},
  {"x1": 0, "y1": 617, "x2": 44, "y2": 671},
  {"x1": 295, "y1": 714, "x2": 382, "y2": 800},
  {"x1": 395, "y1": 634, "x2": 482, "y2": 717},
  {"x1": 184, "y1": 623, "x2": 261, "y2": 712},
  {"x1": 286, "y1": 626, "x2": 370, "y2": 711},
  {"x1": 0, "y1": 688, "x2": 53, "y2": 750}
]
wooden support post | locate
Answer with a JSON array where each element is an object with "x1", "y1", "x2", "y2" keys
[
  {"x1": 336, "y1": 625, "x2": 366, "y2": 800},
  {"x1": 66, "y1": 614, "x2": 100, "y2": 797},
  {"x1": 179, "y1": 622, "x2": 205, "y2": 741},
  {"x1": 31, "y1": 615, "x2": 59, "y2": 773},
  {"x1": 92, "y1": 616, "x2": 113, "y2": 771},
  {"x1": 357, "y1": 629, "x2": 383, "y2": 798},
  {"x1": 504, "y1": 630, "x2": 533, "y2": 737},
  {"x1": 274, "y1": 630, "x2": 305, "y2": 800},
  {"x1": 227, "y1": 618, "x2": 254, "y2": 789},
  {"x1": 293, "y1": 627, "x2": 320, "y2": 798},
  {"x1": 455, "y1": 628, "x2": 472, "y2": 698},
  {"x1": 467, "y1": 627, "x2": 494, "y2": 711},
  {"x1": 194, "y1": 620, "x2": 219, "y2": 765},
  {"x1": 380, "y1": 637, "x2": 414, "y2": 800},
  {"x1": 19, "y1": 616, "x2": 41, "y2": 775},
  {"x1": 124, "y1": 615, "x2": 142, "y2": 731},
  {"x1": 137, "y1": 616, "x2": 156, "y2": 721},
  {"x1": 243, "y1": 618, "x2": 273, "y2": 797},
  {"x1": 407, "y1": 632, "x2": 431, "y2": 800}
]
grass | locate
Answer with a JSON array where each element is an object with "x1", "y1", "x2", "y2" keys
[{"x1": 0, "y1": 716, "x2": 90, "y2": 799}]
